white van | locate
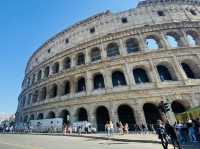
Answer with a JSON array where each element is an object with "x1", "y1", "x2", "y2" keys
[
  {"x1": 72, "y1": 121, "x2": 96, "y2": 133},
  {"x1": 30, "y1": 118, "x2": 63, "y2": 133}
]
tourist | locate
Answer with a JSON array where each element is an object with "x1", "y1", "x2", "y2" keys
[
  {"x1": 124, "y1": 123, "x2": 129, "y2": 134},
  {"x1": 105, "y1": 121, "x2": 110, "y2": 137},
  {"x1": 165, "y1": 121, "x2": 182, "y2": 149},
  {"x1": 110, "y1": 121, "x2": 114, "y2": 136},
  {"x1": 119, "y1": 121, "x2": 124, "y2": 135},
  {"x1": 187, "y1": 120, "x2": 197, "y2": 143},
  {"x1": 156, "y1": 120, "x2": 168, "y2": 149}
]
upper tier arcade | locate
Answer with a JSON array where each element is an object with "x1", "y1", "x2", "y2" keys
[{"x1": 25, "y1": 0, "x2": 200, "y2": 73}]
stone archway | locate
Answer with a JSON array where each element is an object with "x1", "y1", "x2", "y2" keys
[
  {"x1": 143, "y1": 103, "x2": 162, "y2": 125},
  {"x1": 77, "y1": 108, "x2": 88, "y2": 121},
  {"x1": 171, "y1": 100, "x2": 190, "y2": 114},
  {"x1": 60, "y1": 110, "x2": 70, "y2": 125},
  {"x1": 96, "y1": 106, "x2": 110, "y2": 131},
  {"x1": 117, "y1": 105, "x2": 136, "y2": 131}
]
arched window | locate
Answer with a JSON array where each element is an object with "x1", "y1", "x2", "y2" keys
[
  {"x1": 50, "y1": 84, "x2": 58, "y2": 98},
  {"x1": 40, "y1": 87, "x2": 47, "y2": 101},
  {"x1": 37, "y1": 70, "x2": 42, "y2": 81},
  {"x1": 77, "y1": 53, "x2": 85, "y2": 66},
  {"x1": 126, "y1": 38, "x2": 140, "y2": 53},
  {"x1": 77, "y1": 77, "x2": 86, "y2": 92},
  {"x1": 181, "y1": 63, "x2": 195, "y2": 79},
  {"x1": 44, "y1": 66, "x2": 50, "y2": 78},
  {"x1": 93, "y1": 73, "x2": 105, "y2": 90},
  {"x1": 52, "y1": 62, "x2": 59, "y2": 74},
  {"x1": 63, "y1": 57, "x2": 71, "y2": 70},
  {"x1": 47, "y1": 111, "x2": 56, "y2": 119},
  {"x1": 112, "y1": 71, "x2": 127, "y2": 87},
  {"x1": 37, "y1": 113, "x2": 44, "y2": 120},
  {"x1": 107, "y1": 43, "x2": 120, "y2": 57},
  {"x1": 32, "y1": 90, "x2": 39, "y2": 103},
  {"x1": 30, "y1": 115, "x2": 34, "y2": 120},
  {"x1": 133, "y1": 68, "x2": 150, "y2": 84},
  {"x1": 186, "y1": 31, "x2": 199, "y2": 46},
  {"x1": 32, "y1": 74, "x2": 36, "y2": 84},
  {"x1": 91, "y1": 47, "x2": 101, "y2": 62},
  {"x1": 146, "y1": 35, "x2": 161, "y2": 50},
  {"x1": 27, "y1": 93, "x2": 32, "y2": 105},
  {"x1": 166, "y1": 32, "x2": 182, "y2": 48},
  {"x1": 64, "y1": 81, "x2": 70, "y2": 95},
  {"x1": 77, "y1": 108, "x2": 88, "y2": 121},
  {"x1": 157, "y1": 65, "x2": 173, "y2": 81}
]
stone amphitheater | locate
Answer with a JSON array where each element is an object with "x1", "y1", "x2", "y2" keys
[{"x1": 16, "y1": 0, "x2": 200, "y2": 131}]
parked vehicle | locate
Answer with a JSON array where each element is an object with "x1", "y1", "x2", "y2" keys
[
  {"x1": 30, "y1": 118, "x2": 63, "y2": 133},
  {"x1": 72, "y1": 121, "x2": 96, "y2": 133}
]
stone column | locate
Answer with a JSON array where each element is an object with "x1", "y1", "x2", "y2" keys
[
  {"x1": 85, "y1": 48, "x2": 90, "y2": 64},
  {"x1": 124, "y1": 63, "x2": 135, "y2": 87},
  {"x1": 103, "y1": 69, "x2": 113, "y2": 90},
  {"x1": 160, "y1": 32, "x2": 171, "y2": 49},
  {"x1": 101, "y1": 43, "x2": 107, "y2": 61},
  {"x1": 180, "y1": 30, "x2": 190, "y2": 47},
  {"x1": 138, "y1": 33, "x2": 147, "y2": 51},
  {"x1": 109, "y1": 103, "x2": 119, "y2": 132},
  {"x1": 134, "y1": 101, "x2": 147, "y2": 127},
  {"x1": 172, "y1": 56, "x2": 188, "y2": 81},
  {"x1": 86, "y1": 72, "x2": 93, "y2": 95},
  {"x1": 148, "y1": 59, "x2": 161, "y2": 84},
  {"x1": 119, "y1": 39, "x2": 127, "y2": 56},
  {"x1": 71, "y1": 54, "x2": 76, "y2": 67},
  {"x1": 88, "y1": 107, "x2": 97, "y2": 128},
  {"x1": 70, "y1": 76, "x2": 75, "y2": 97}
]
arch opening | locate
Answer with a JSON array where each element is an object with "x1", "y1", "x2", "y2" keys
[
  {"x1": 117, "y1": 105, "x2": 136, "y2": 131},
  {"x1": 77, "y1": 108, "x2": 88, "y2": 121},
  {"x1": 107, "y1": 43, "x2": 120, "y2": 58},
  {"x1": 96, "y1": 106, "x2": 110, "y2": 131},
  {"x1": 143, "y1": 103, "x2": 162, "y2": 125},
  {"x1": 171, "y1": 100, "x2": 190, "y2": 114},
  {"x1": 126, "y1": 38, "x2": 140, "y2": 53},
  {"x1": 60, "y1": 110, "x2": 70, "y2": 125},
  {"x1": 91, "y1": 47, "x2": 101, "y2": 62},
  {"x1": 77, "y1": 77, "x2": 86, "y2": 92},
  {"x1": 112, "y1": 71, "x2": 127, "y2": 87},
  {"x1": 133, "y1": 68, "x2": 150, "y2": 84},
  {"x1": 93, "y1": 73, "x2": 105, "y2": 90}
]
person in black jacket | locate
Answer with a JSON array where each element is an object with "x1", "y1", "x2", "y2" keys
[
  {"x1": 165, "y1": 121, "x2": 182, "y2": 149},
  {"x1": 156, "y1": 120, "x2": 168, "y2": 149}
]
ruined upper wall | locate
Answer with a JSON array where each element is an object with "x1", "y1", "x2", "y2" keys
[{"x1": 25, "y1": 0, "x2": 200, "y2": 74}]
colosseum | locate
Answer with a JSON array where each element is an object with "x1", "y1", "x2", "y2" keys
[{"x1": 16, "y1": 0, "x2": 200, "y2": 131}]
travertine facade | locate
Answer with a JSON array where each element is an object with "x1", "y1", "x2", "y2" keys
[{"x1": 16, "y1": 0, "x2": 200, "y2": 131}]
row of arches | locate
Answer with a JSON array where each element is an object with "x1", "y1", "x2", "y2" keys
[
  {"x1": 24, "y1": 100, "x2": 190, "y2": 131},
  {"x1": 26, "y1": 29, "x2": 200, "y2": 87},
  {"x1": 22, "y1": 59, "x2": 200, "y2": 106}
]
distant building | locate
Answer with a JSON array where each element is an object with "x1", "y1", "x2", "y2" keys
[{"x1": 17, "y1": 0, "x2": 200, "y2": 131}]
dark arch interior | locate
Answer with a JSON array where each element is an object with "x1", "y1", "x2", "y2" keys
[
  {"x1": 181, "y1": 63, "x2": 195, "y2": 79},
  {"x1": 157, "y1": 65, "x2": 173, "y2": 81},
  {"x1": 118, "y1": 105, "x2": 136, "y2": 131},
  {"x1": 48, "y1": 112, "x2": 55, "y2": 119},
  {"x1": 60, "y1": 110, "x2": 70, "y2": 124},
  {"x1": 38, "y1": 113, "x2": 44, "y2": 120},
  {"x1": 133, "y1": 68, "x2": 149, "y2": 84},
  {"x1": 96, "y1": 106, "x2": 110, "y2": 131},
  {"x1": 93, "y1": 74, "x2": 105, "y2": 89},
  {"x1": 143, "y1": 103, "x2": 162, "y2": 125},
  {"x1": 78, "y1": 108, "x2": 88, "y2": 121},
  {"x1": 77, "y1": 78, "x2": 86, "y2": 92},
  {"x1": 171, "y1": 101, "x2": 187, "y2": 114},
  {"x1": 112, "y1": 71, "x2": 127, "y2": 87}
]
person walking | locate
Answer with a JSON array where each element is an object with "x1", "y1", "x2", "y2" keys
[
  {"x1": 156, "y1": 120, "x2": 168, "y2": 149},
  {"x1": 165, "y1": 121, "x2": 182, "y2": 149}
]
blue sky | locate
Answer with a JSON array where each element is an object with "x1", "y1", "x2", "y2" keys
[{"x1": 0, "y1": 0, "x2": 140, "y2": 114}]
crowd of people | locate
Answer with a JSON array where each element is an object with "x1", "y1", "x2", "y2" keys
[{"x1": 156, "y1": 118, "x2": 200, "y2": 149}]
